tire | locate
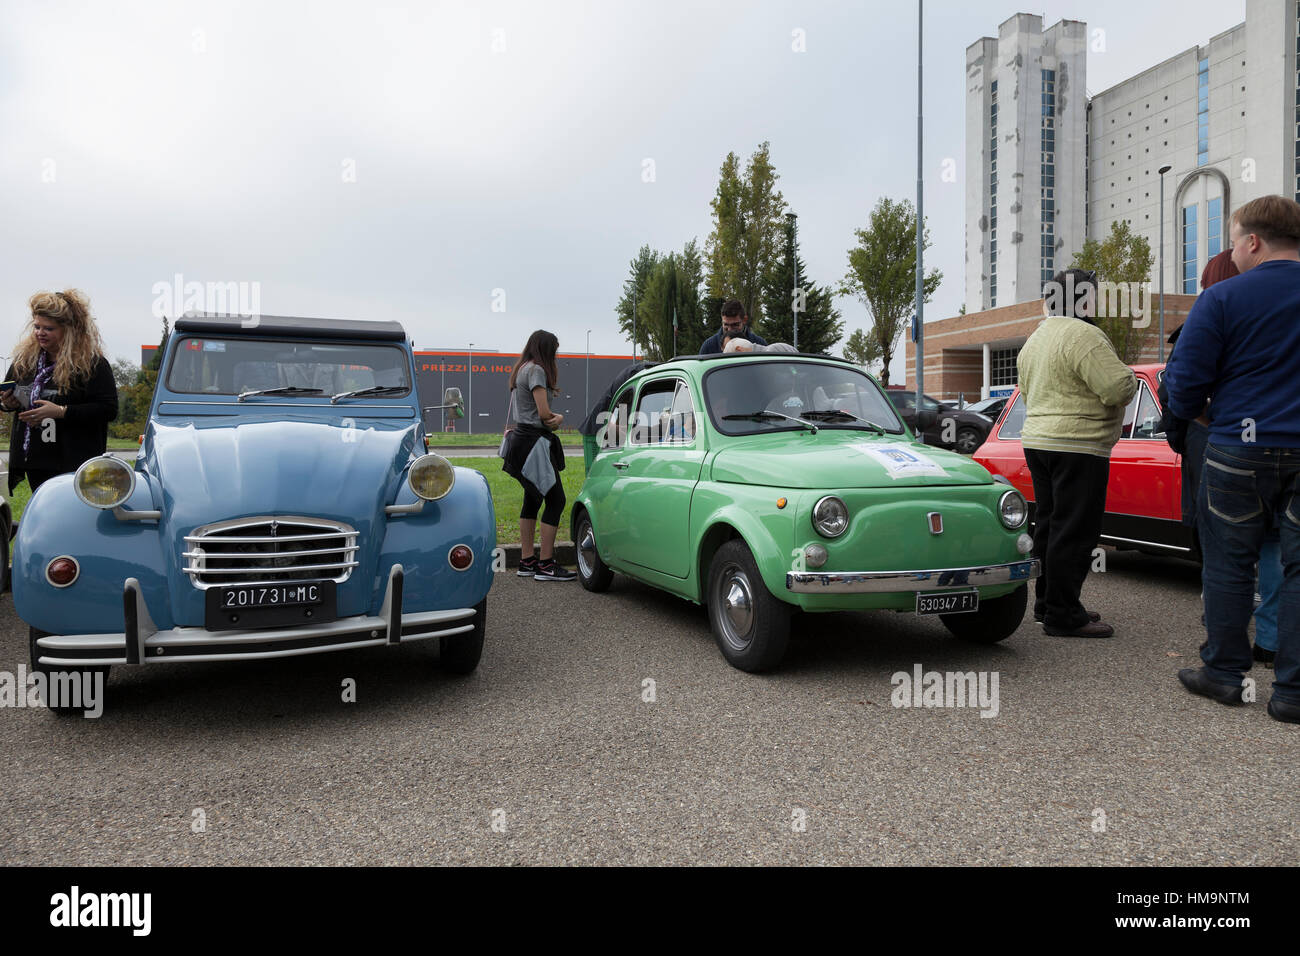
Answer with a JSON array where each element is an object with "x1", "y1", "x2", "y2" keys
[
  {"x1": 955, "y1": 427, "x2": 982, "y2": 455},
  {"x1": 706, "y1": 539, "x2": 791, "y2": 672},
  {"x1": 439, "y1": 598, "x2": 485, "y2": 674},
  {"x1": 941, "y1": 584, "x2": 1028, "y2": 644},
  {"x1": 28, "y1": 627, "x2": 110, "y2": 716},
  {"x1": 574, "y1": 511, "x2": 614, "y2": 593}
]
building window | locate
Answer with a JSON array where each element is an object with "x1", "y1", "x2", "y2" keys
[
  {"x1": 1208, "y1": 197, "x2": 1222, "y2": 258},
  {"x1": 990, "y1": 79, "x2": 998, "y2": 308},
  {"x1": 1197, "y1": 57, "x2": 1209, "y2": 167},
  {"x1": 991, "y1": 348, "x2": 1020, "y2": 388},
  {"x1": 1182, "y1": 204, "x2": 1199, "y2": 293},
  {"x1": 1041, "y1": 70, "x2": 1056, "y2": 287}
]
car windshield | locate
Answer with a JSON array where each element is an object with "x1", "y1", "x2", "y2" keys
[
  {"x1": 166, "y1": 338, "x2": 412, "y2": 398},
  {"x1": 704, "y1": 360, "x2": 904, "y2": 436}
]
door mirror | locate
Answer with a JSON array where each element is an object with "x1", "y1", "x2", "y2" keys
[
  {"x1": 916, "y1": 409, "x2": 938, "y2": 431},
  {"x1": 443, "y1": 387, "x2": 465, "y2": 418}
]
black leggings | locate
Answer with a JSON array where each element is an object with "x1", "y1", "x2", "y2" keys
[{"x1": 520, "y1": 481, "x2": 565, "y2": 526}]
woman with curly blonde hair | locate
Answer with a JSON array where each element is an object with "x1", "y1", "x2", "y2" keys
[{"x1": 3, "y1": 289, "x2": 118, "y2": 494}]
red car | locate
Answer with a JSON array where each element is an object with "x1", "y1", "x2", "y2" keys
[{"x1": 974, "y1": 364, "x2": 1198, "y2": 560}]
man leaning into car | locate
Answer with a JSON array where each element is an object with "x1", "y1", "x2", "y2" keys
[
  {"x1": 1164, "y1": 195, "x2": 1300, "y2": 724},
  {"x1": 700, "y1": 300, "x2": 767, "y2": 355}
]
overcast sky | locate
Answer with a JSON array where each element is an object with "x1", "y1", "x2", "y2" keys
[{"x1": 0, "y1": 0, "x2": 1246, "y2": 380}]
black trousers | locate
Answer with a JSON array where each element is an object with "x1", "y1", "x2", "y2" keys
[{"x1": 1024, "y1": 448, "x2": 1111, "y2": 629}]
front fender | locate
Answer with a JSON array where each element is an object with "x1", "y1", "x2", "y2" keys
[
  {"x1": 374, "y1": 465, "x2": 496, "y2": 613},
  {"x1": 13, "y1": 473, "x2": 171, "y2": 634},
  {"x1": 689, "y1": 483, "x2": 794, "y2": 604}
]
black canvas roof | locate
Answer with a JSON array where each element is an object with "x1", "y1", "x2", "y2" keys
[{"x1": 173, "y1": 313, "x2": 407, "y2": 342}]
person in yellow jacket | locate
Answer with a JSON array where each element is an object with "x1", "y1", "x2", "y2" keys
[{"x1": 1017, "y1": 268, "x2": 1138, "y2": 638}]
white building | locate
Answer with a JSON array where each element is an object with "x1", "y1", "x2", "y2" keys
[{"x1": 966, "y1": 0, "x2": 1299, "y2": 309}]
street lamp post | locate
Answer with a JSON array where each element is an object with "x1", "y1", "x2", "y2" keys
[
  {"x1": 467, "y1": 342, "x2": 474, "y2": 435},
  {"x1": 786, "y1": 212, "x2": 799, "y2": 349},
  {"x1": 913, "y1": 0, "x2": 925, "y2": 400},
  {"x1": 1158, "y1": 164, "x2": 1172, "y2": 362},
  {"x1": 585, "y1": 329, "x2": 592, "y2": 420}
]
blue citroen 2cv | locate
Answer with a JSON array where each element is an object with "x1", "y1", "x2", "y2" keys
[{"x1": 14, "y1": 314, "x2": 495, "y2": 713}]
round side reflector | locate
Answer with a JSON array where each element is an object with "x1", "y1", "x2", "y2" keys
[
  {"x1": 46, "y1": 556, "x2": 80, "y2": 588},
  {"x1": 448, "y1": 545, "x2": 474, "y2": 570}
]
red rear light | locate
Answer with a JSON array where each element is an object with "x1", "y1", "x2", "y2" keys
[
  {"x1": 448, "y1": 545, "x2": 473, "y2": 570},
  {"x1": 46, "y1": 556, "x2": 80, "y2": 587}
]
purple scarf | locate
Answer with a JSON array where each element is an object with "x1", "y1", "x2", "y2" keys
[{"x1": 22, "y1": 350, "x2": 53, "y2": 455}]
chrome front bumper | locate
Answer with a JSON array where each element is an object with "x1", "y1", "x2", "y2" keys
[
  {"x1": 786, "y1": 559, "x2": 1039, "y2": 595},
  {"x1": 34, "y1": 566, "x2": 479, "y2": 667}
]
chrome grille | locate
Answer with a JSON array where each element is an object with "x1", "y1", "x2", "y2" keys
[{"x1": 183, "y1": 516, "x2": 359, "y2": 588}]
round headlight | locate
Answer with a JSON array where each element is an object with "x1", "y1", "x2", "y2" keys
[
  {"x1": 74, "y1": 456, "x2": 135, "y2": 509},
  {"x1": 409, "y1": 454, "x2": 455, "y2": 501},
  {"x1": 999, "y1": 489, "x2": 1028, "y2": 529},
  {"x1": 812, "y1": 496, "x2": 849, "y2": 538}
]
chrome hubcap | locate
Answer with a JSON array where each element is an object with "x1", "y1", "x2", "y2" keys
[
  {"x1": 577, "y1": 524, "x2": 595, "y2": 575},
  {"x1": 718, "y1": 566, "x2": 754, "y2": 647}
]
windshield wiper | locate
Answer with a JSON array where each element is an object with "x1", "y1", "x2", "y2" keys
[
  {"x1": 237, "y1": 386, "x2": 325, "y2": 402},
  {"x1": 331, "y1": 385, "x2": 408, "y2": 404},
  {"x1": 803, "y1": 409, "x2": 889, "y2": 435},
  {"x1": 723, "y1": 410, "x2": 819, "y2": 433}
]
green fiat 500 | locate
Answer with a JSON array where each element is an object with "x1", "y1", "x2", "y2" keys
[{"x1": 572, "y1": 353, "x2": 1040, "y2": 672}]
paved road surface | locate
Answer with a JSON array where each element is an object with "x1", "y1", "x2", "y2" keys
[{"x1": 1, "y1": 550, "x2": 1295, "y2": 865}]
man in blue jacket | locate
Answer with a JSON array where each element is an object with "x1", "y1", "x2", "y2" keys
[
  {"x1": 1164, "y1": 195, "x2": 1300, "y2": 723},
  {"x1": 700, "y1": 299, "x2": 768, "y2": 355}
]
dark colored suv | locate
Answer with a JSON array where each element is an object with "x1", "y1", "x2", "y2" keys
[{"x1": 885, "y1": 390, "x2": 994, "y2": 455}]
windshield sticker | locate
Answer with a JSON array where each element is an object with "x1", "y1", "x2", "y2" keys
[
  {"x1": 203, "y1": 341, "x2": 227, "y2": 352},
  {"x1": 851, "y1": 444, "x2": 948, "y2": 479}
]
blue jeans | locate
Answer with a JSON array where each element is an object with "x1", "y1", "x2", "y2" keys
[
  {"x1": 1256, "y1": 534, "x2": 1282, "y2": 652},
  {"x1": 1198, "y1": 444, "x2": 1300, "y2": 703}
]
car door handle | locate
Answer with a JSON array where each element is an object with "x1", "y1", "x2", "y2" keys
[{"x1": 612, "y1": 461, "x2": 630, "y2": 470}]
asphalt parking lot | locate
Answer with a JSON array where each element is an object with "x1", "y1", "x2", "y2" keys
[{"x1": 1, "y1": 549, "x2": 1296, "y2": 866}]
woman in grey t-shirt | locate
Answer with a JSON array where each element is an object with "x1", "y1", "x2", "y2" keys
[{"x1": 501, "y1": 330, "x2": 575, "y2": 581}]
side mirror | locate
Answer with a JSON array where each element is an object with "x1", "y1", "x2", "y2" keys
[
  {"x1": 916, "y1": 409, "x2": 938, "y2": 431},
  {"x1": 443, "y1": 387, "x2": 465, "y2": 419}
]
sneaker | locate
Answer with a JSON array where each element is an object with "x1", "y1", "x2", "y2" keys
[
  {"x1": 534, "y1": 559, "x2": 576, "y2": 582},
  {"x1": 517, "y1": 555, "x2": 539, "y2": 577}
]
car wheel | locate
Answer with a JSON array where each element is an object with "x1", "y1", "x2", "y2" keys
[
  {"x1": 940, "y1": 584, "x2": 1027, "y2": 644},
  {"x1": 28, "y1": 627, "x2": 110, "y2": 716},
  {"x1": 439, "y1": 598, "x2": 485, "y2": 674},
  {"x1": 707, "y1": 540, "x2": 790, "y2": 672},
  {"x1": 575, "y1": 511, "x2": 614, "y2": 593},
  {"x1": 955, "y1": 426, "x2": 982, "y2": 455}
]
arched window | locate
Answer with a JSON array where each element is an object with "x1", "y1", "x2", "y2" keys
[{"x1": 1173, "y1": 168, "x2": 1230, "y2": 294}]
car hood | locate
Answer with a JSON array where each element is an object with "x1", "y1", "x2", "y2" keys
[
  {"x1": 709, "y1": 432, "x2": 993, "y2": 488},
  {"x1": 142, "y1": 417, "x2": 420, "y2": 532}
]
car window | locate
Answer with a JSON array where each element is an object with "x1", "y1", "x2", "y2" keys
[
  {"x1": 887, "y1": 391, "x2": 915, "y2": 411},
  {"x1": 167, "y1": 338, "x2": 410, "y2": 396},
  {"x1": 602, "y1": 385, "x2": 636, "y2": 449},
  {"x1": 1129, "y1": 384, "x2": 1163, "y2": 440},
  {"x1": 919, "y1": 394, "x2": 944, "y2": 412},
  {"x1": 631, "y1": 379, "x2": 678, "y2": 446},
  {"x1": 665, "y1": 381, "x2": 698, "y2": 444},
  {"x1": 997, "y1": 394, "x2": 1026, "y2": 440},
  {"x1": 1119, "y1": 387, "x2": 1144, "y2": 439},
  {"x1": 705, "y1": 360, "x2": 904, "y2": 436}
]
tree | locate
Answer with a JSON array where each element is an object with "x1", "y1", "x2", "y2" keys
[
  {"x1": 760, "y1": 216, "x2": 844, "y2": 353},
  {"x1": 615, "y1": 245, "x2": 660, "y2": 357},
  {"x1": 842, "y1": 328, "x2": 884, "y2": 374},
  {"x1": 111, "y1": 357, "x2": 140, "y2": 392},
  {"x1": 112, "y1": 318, "x2": 168, "y2": 439},
  {"x1": 705, "y1": 142, "x2": 787, "y2": 327},
  {"x1": 839, "y1": 198, "x2": 942, "y2": 386},
  {"x1": 1070, "y1": 219, "x2": 1156, "y2": 364},
  {"x1": 629, "y1": 240, "x2": 710, "y2": 361}
]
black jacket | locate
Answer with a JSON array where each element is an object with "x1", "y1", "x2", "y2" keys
[{"x1": 6, "y1": 355, "x2": 118, "y2": 492}]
